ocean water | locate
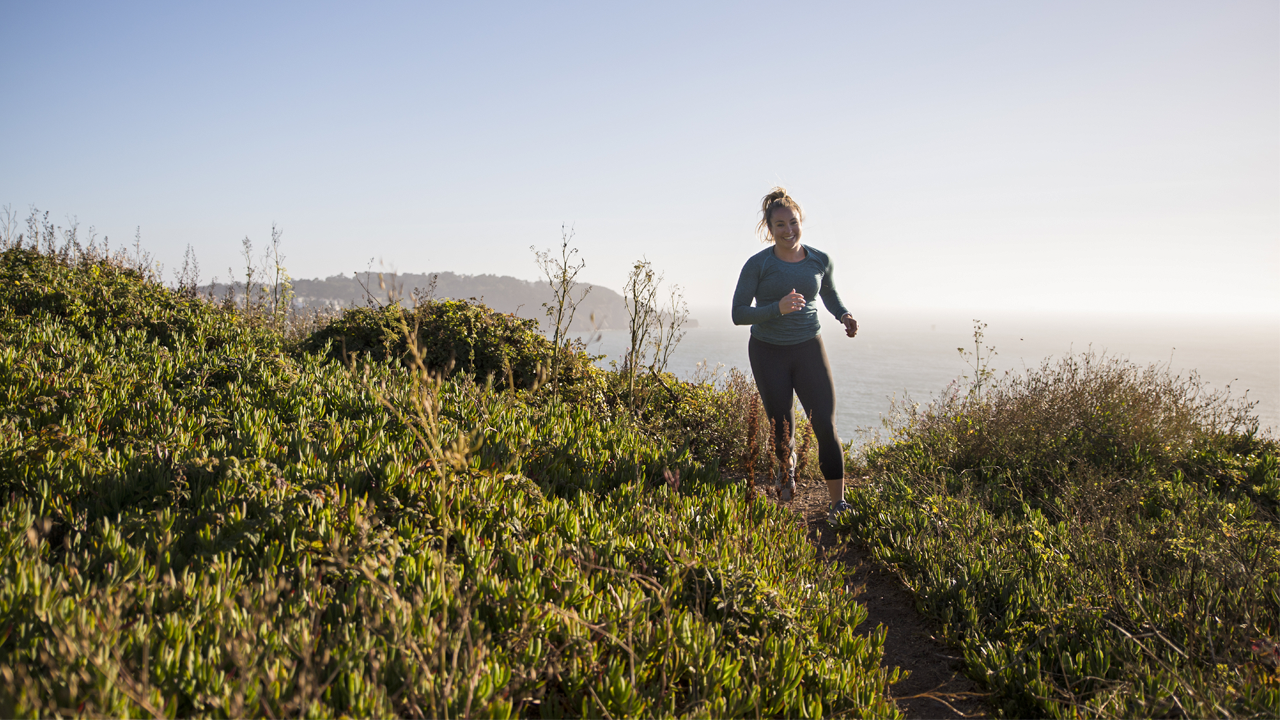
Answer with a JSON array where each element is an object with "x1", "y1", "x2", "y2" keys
[{"x1": 578, "y1": 312, "x2": 1280, "y2": 441}]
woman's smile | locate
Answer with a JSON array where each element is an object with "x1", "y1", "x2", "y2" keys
[{"x1": 769, "y1": 206, "x2": 803, "y2": 247}]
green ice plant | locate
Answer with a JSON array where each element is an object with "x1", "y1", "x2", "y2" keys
[{"x1": 0, "y1": 244, "x2": 899, "y2": 717}]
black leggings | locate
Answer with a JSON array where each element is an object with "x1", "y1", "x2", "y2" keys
[{"x1": 748, "y1": 335, "x2": 844, "y2": 480}]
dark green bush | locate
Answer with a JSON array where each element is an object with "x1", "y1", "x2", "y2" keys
[
  {"x1": 300, "y1": 299, "x2": 599, "y2": 392},
  {"x1": 0, "y1": 247, "x2": 273, "y2": 354}
]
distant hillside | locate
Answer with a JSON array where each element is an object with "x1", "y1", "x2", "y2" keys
[{"x1": 213, "y1": 271, "x2": 697, "y2": 330}]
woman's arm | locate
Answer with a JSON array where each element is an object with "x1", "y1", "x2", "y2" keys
[
  {"x1": 731, "y1": 257, "x2": 782, "y2": 325},
  {"x1": 820, "y1": 255, "x2": 858, "y2": 337},
  {"x1": 818, "y1": 254, "x2": 850, "y2": 320}
]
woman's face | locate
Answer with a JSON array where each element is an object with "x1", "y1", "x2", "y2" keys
[{"x1": 769, "y1": 206, "x2": 802, "y2": 245}]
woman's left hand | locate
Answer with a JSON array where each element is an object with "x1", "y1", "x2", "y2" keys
[{"x1": 842, "y1": 314, "x2": 858, "y2": 338}]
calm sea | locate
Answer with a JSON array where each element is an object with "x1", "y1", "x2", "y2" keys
[{"x1": 577, "y1": 312, "x2": 1280, "y2": 441}]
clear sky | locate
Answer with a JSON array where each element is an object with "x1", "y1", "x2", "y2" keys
[{"x1": 3, "y1": 1, "x2": 1277, "y2": 319}]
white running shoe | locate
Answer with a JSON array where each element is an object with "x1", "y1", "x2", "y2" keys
[{"x1": 776, "y1": 452, "x2": 797, "y2": 501}]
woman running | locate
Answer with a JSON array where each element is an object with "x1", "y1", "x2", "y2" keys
[{"x1": 731, "y1": 187, "x2": 858, "y2": 523}]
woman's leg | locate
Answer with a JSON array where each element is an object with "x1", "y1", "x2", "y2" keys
[
  {"x1": 747, "y1": 336, "x2": 796, "y2": 470},
  {"x1": 791, "y1": 337, "x2": 845, "y2": 503}
]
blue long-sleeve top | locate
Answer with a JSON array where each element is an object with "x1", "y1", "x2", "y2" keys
[{"x1": 731, "y1": 245, "x2": 850, "y2": 345}]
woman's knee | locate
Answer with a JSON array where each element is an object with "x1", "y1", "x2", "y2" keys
[{"x1": 808, "y1": 412, "x2": 838, "y2": 444}]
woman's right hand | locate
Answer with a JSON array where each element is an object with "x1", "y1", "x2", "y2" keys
[{"x1": 779, "y1": 289, "x2": 805, "y2": 315}]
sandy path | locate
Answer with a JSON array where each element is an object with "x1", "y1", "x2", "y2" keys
[{"x1": 765, "y1": 474, "x2": 991, "y2": 719}]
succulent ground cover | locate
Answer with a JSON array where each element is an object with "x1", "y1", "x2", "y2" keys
[
  {"x1": 0, "y1": 247, "x2": 898, "y2": 717},
  {"x1": 836, "y1": 347, "x2": 1280, "y2": 717},
  {"x1": 3, "y1": 242, "x2": 1277, "y2": 718}
]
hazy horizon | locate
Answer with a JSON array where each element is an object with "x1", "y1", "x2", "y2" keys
[{"x1": 582, "y1": 311, "x2": 1280, "y2": 437}]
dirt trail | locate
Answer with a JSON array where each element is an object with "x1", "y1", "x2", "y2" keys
[{"x1": 769, "y1": 475, "x2": 991, "y2": 719}]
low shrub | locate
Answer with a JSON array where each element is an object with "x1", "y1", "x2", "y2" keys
[
  {"x1": 578, "y1": 363, "x2": 830, "y2": 486},
  {"x1": 868, "y1": 351, "x2": 1259, "y2": 489},
  {"x1": 838, "y1": 348, "x2": 1280, "y2": 717}
]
